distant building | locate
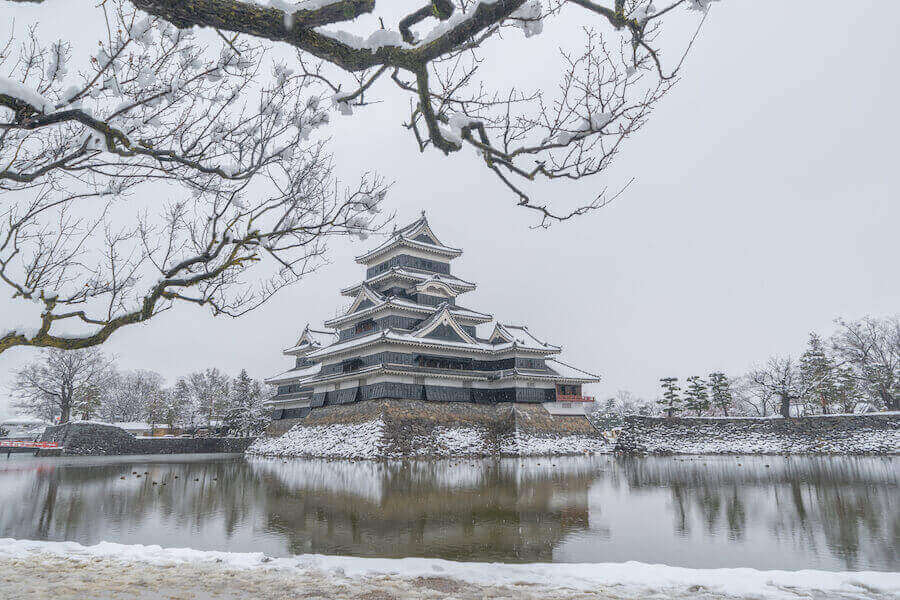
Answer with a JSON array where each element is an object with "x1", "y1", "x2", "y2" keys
[
  {"x1": 63, "y1": 421, "x2": 174, "y2": 437},
  {"x1": 0, "y1": 418, "x2": 49, "y2": 439},
  {"x1": 265, "y1": 213, "x2": 600, "y2": 422},
  {"x1": 111, "y1": 422, "x2": 171, "y2": 437}
]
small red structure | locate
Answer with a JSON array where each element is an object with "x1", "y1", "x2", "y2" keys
[
  {"x1": 555, "y1": 394, "x2": 595, "y2": 403},
  {"x1": 0, "y1": 440, "x2": 60, "y2": 449},
  {"x1": 555, "y1": 384, "x2": 594, "y2": 403}
]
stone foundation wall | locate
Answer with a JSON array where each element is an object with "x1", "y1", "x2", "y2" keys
[
  {"x1": 40, "y1": 423, "x2": 254, "y2": 456},
  {"x1": 614, "y1": 414, "x2": 900, "y2": 455},
  {"x1": 249, "y1": 399, "x2": 609, "y2": 459}
]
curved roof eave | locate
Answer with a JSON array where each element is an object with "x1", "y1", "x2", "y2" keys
[{"x1": 355, "y1": 236, "x2": 463, "y2": 264}]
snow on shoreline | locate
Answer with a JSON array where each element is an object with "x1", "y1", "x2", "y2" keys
[{"x1": 1, "y1": 538, "x2": 897, "y2": 600}]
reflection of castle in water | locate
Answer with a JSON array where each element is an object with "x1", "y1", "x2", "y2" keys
[
  {"x1": 249, "y1": 457, "x2": 598, "y2": 562},
  {"x1": 1, "y1": 456, "x2": 896, "y2": 569}
]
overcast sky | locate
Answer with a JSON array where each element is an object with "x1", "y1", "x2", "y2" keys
[{"x1": 1, "y1": 1, "x2": 898, "y2": 418}]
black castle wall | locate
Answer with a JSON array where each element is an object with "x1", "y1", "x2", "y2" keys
[
  {"x1": 367, "y1": 255, "x2": 450, "y2": 278},
  {"x1": 272, "y1": 384, "x2": 556, "y2": 421}
]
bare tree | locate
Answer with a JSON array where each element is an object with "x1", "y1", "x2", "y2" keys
[
  {"x1": 603, "y1": 388, "x2": 651, "y2": 414},
  {"x1": 730, "y1": 374, "x2": 775, "y2": 417},
  {"x1": 12, "y1": 347, "x2": 114, "y2": 424},
  {"x1": 831, "y1": 316, "x2": 899, "y2": 411},
  {"x1": 0, "y1": 3, "x2": 388, "y2": 354},
  {"x1": 3, "y1": 0, "x2": 717, "y2": 225},
  {"x1": 185, "y1": 367, "x2": 232, "y2": 426},
  {"x1": 747, "y1": 356, "x2": 800, "y2": 419}
]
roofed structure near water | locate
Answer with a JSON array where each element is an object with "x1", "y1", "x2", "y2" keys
[{"x1": 265, "y1": 212, "x2": 600, "y2": 424}]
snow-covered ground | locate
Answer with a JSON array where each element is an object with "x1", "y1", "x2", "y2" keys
[
  {"x1": 1, "y1": 539, "x2": 897, "y2": 600},
  {"x1": 247, "y1": 420, "x2": 387, "y2": 458},
  {"x1": 247, "y1": 419, "x2": 610, "y2": 458}
]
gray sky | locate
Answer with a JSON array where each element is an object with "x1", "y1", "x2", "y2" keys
[{"x1": 2, "y1": 1, "x2": 898, "y2": 418}]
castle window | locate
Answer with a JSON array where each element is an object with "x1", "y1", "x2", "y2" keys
[{"x1": 355, "y1": 320, "x2": 376, "y2": 334}]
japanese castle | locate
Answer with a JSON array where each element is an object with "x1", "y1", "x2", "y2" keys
[{"x1": 266, "y1": 213, "x2": 600, "y2": 422}]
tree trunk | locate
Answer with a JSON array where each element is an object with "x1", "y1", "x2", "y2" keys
[
  {"x1": 59, "y1": 401, "x2": 71, "y2": 425},
  {"x1": 779, "y1": 394, "x2": 791, "y2": 419},
  {"x1": 882, "y1": 389, "x2": 899, "y2": 411}
]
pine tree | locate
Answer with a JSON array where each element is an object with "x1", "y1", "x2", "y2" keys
[
  {"x1": 658, "y1": 377, "x2": 682, "y2": 418},
  {"x1": 225, "y1": 369, "x2": 253, "y2": 434},
  {"x1": 172, "y1": 378, "x2": 197, "y2": 428},
  {"x1": 833, "y1": 365, "x2": 863, "y2": 414},
  {"x1": 683, "y1": 375, "x2": 710, "y2": 416},
  {"x1": 246, "y1": 379, "x2": 270, "y2": 435},
  {"x1": 224, "y1": 370, "x2": 270, "y2": 436},
  {"x1": 708, "y1": 372, "x2": 733, "y2": 416},
  {"x1": 799, "y1": 332, "x2": 837, "y2": 414}
]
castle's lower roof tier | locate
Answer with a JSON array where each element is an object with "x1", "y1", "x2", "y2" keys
[
  {"x1": 266, "y1": 355, "x2": 599, "y2": 408},
  {"x1": 264, "y1": 369, "x2": 597, "y2": 416}
]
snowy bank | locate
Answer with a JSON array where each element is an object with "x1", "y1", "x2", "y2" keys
[
  {"x1": 1, "y1": 538, "x2": 898, "y2": 600},
  {"x1": 249, "y1": 399, "x2": 610, "y2": 459},
  {"x1": 615, "y1": 414, "x2": 900, "y2": 455}
]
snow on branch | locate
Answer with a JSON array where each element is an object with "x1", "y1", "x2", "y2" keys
[
  {"x1": 4, "y1": 0, "x2": 718, "y2": 224},
  {"x1": 0, "y1": 2, "x2": 389, "y2": 355}
]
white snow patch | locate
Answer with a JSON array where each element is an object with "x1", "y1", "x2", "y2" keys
[
  {"x1": 1, "y1": 538, "x2": 897, "y2": 600},
  {"x1": 247, "y1": 419, "x2": 385, "y2": 458},
  {"x1": 509, "y1": 0, "x2": 543, "y2": 37},
  {"x1": 0, "y1": 77, "x2": 54, "y2": 113}
]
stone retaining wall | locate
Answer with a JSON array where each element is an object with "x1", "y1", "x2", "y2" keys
[
  {"x1": 614, "y1": 414, "x2": 900, "y2": 455},
  {"x1": 248, "y1": 399, "x2": 609, "y2": 459},
  {"x1": 40, "y1": 423, "x2": 254, "y2": 456}
]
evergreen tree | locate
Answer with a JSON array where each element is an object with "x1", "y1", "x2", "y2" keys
[
  {"x1": 602, "y1": 397, "x2": 617, "y2": 414},
  {"x1": 225, "y1": 370, "x2": 252, "y2": 434},
  {"x1": 172, "y1": 378, "x2": 198, "y2": 428},
  {"x1": 833, "y1": 365, "x2": 863, "y2": 413},
  {"x1": 224, "y1": 370, "x2": 270, "y2": 436},
  {"x1": 708, "y1": 372, "x2": 733, "y2": 416},
  {"x1": 657, "y1": 377, "x2": 682, "y2": 418},
  {"x1": 684, "y1": 375, "x2": 710, "y2": 416},
  {"x1": 246, "y1": 379, "x2": 271, "y2": 435},
  {"x1": 799, "y1": 332, "x2": 837, "y2": 414}
]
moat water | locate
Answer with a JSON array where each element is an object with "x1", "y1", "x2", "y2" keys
[{"x1": 0, "y1": 454, "x2": 896, "y2": 571}]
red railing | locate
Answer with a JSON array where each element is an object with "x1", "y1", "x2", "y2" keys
[
  {"x1": 0, "y1": 440, "x2": 60, "y2": 449},
  {"x1": 555, "y1": 395, "x2": 594, "y2": 403}
]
